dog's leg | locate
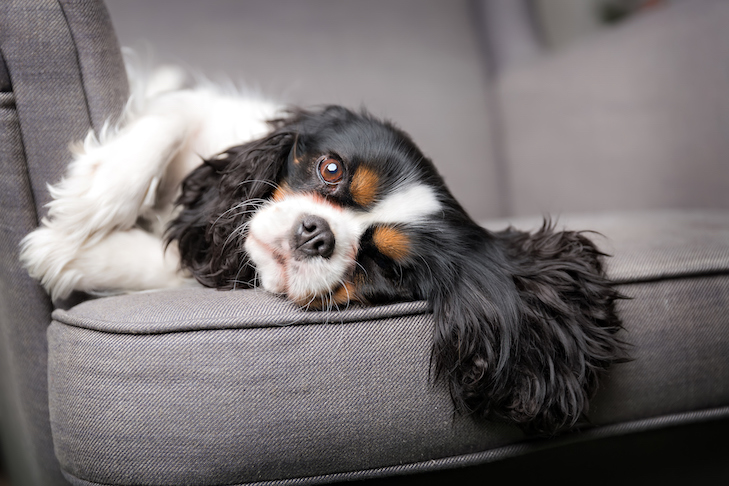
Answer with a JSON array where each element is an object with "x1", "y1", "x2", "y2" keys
[
  {"x1": 45, "y1": 114, "x2": 190, "y2": 236},
  {"x1": 21, "y1": 114, "x2": 192, "y2": 300},
  {"x1": 68, "y1": 229, "x2": 194, "y2": 295}
]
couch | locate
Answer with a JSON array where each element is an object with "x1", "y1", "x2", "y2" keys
[{"x1": 1, "y1": 0, "x2": 728, "y2": 484}]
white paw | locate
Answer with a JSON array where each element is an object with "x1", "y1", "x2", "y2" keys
[{"x1": 19, "y1": 225, "x2": 85, "y2": 301}]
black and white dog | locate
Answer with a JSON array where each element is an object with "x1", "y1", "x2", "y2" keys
[{"x1": 21, "y1": 70, "x2": 625, "y2": 435}]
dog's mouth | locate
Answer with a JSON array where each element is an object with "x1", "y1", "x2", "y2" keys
[
  {"x1": 285, "y1": 259, "x2": 359, "y2": 310},
  {"x1": 244, "y1": 195, "x2": 363, "y2": 308},
  {"x1": 246, "y1": 232, "x2": 359, "y2": 309}
]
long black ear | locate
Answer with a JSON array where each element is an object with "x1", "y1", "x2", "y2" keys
[
  {"x1": 431, "y1": 220, "x2": 626, "y2": 436},
  {"x1": 165, "y1": 116, "x2": 298, "y2": 289}
]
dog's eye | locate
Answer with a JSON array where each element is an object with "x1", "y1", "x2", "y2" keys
[{"x1": 317, "y1": 157, "x2": 344, "y2": 185}]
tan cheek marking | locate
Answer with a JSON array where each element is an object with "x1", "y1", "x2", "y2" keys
[
  {"x1": 291, "y1": 281, "x2": 359, "y2": 310},
  {"x1": 350, "y1": 166, "x2": 379, "y2": 207},
  {"x1": 332, "y1": 281, "x2": 359, "y2": 305},
  {"x1": 372, "y1": 226, "x2": 410, "y2": 262}
]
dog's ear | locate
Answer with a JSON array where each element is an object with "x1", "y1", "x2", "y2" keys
[
  {"x1": 166, "y1": 116, "x2": 299, "y2": 289},
  {"x1": 430, "y1": 221, "x2": 626, "y2": 435}
]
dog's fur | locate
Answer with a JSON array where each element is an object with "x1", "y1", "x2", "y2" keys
[{"x1": 20, "y1": 70, "x2": 625, "y2": 435}]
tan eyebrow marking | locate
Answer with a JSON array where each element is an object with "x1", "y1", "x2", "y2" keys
[{"x1": 350, "y1": 166, "x2": 379, "y2": 207}]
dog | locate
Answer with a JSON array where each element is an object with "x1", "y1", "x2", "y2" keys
[{"x1": 20, "y1": 70, "x2": 626, "y2": 435}]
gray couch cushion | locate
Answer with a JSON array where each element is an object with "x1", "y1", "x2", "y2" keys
[
  {"x1": 48, "y1": 210, "x2": 729, "y2": 485},
  {"x1": 50, "y1": 296, "x2": 525, "y2": 485}
]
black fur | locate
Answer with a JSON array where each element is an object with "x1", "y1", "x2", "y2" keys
[
  {"x1": 166, "y1": 115, "x2": 297, "y2": 288},
  {"x1": 426, "y1": 220, "x2": 626, "y2": 435},
  {"x1": 166, "y1": 106, "x2": 626, "y2": 435}
]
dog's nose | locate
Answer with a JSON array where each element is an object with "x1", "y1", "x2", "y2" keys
[{"x1": 292, "y1": 215, "x2": 335, "y2": 259}]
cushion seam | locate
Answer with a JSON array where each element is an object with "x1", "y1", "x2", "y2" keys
[
  {"x1": 51, "y1": 302, "x2": 431, "y2": 335},
  {"x1": 614, "y1": 267, "x2": 729, "y2": 286}
]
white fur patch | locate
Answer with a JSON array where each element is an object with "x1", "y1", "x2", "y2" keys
[
  {"x1": 244, "y1": 195, "x2": 362, "y2": 302},
  {"x1": 20, "y1": 73, "x2": 282, "y2": 301},
  {"x1": 354, "y1": 184, "x2": 442, "y2": 228}
]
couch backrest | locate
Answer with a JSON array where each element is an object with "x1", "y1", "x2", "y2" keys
[{"x1": 487, "y1": 0, "x2": 729, "y2": 216}]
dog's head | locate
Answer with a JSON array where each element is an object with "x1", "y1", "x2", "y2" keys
[
  {"x1": 168, "y1": 106, "x2": 452, "y2": 308},
  {"x1": 167, "y1": 106, "x2": 625, "y2": 435}
]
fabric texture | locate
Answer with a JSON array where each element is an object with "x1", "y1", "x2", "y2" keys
[
  {"x1": 49, "y1": 303, "x2": 522, "y2": 485},
  {"x1": 48, "y1": 211, "x2": 729, "y2": 485},
  {"x1": 0, "y1": 1, "x2": 128, "y2": 485}
]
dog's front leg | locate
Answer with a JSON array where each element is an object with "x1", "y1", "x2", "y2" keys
[
  {"x1": 46, "y1": 114, "x2": 190, "y2": 237},
  {"x1": 20, "y1": 113, "x2": 193, "y2": 300}
]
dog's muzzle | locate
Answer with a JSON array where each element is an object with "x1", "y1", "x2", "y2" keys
[{"x1": 244, "y1": 194, "x2": 363, "y2": 302}]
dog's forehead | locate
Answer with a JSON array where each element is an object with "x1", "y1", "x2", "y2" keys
[
  {"x1": 309, "y1": 116, "x2": 392, "y2": 151},
  {"x1": 302, "y1": 115, "x2": 433, "y2": 178}
]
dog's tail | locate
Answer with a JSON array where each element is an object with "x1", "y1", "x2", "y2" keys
[{"x1": 121, "y1": 47, "x2": 191, "y2": 114}]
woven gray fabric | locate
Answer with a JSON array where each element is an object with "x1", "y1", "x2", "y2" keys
[
  {"x1": 0, "y1": 1, "x2": 128, "y2": 485},
  {"x1": 49, "y1": 305, "x2": 523, "y2": 485},
  {"x1": 48, "y1": 211, "x2": 729, "y2": 485}
]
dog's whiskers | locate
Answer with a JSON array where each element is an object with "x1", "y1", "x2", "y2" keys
[
  {"x1": 231, "y1": 258, "x2": 259, "y2": 290},
  {"x1": 354, "y1": 260, "x2": 368, "y2": 278},
  {"x1": 221, "y1": 220, "x2": 251, "y2": 251},
  {"x1": 235, "y1": 179, "x2": 279, "y2": 190},
  {"x1": 212, "y1": 200, "x2": 266, "y2": 228}
]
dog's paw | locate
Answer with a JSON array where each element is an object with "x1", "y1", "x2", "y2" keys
[
  {"x1": 19, "y1": 224, "x2": 85, "y2": 301},
  {"x1": 20, "y1": 225, "x2": 196, "y2": 301}
]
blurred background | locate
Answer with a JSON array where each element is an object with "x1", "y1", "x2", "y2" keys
[{"x1": 104, "y1": 0, "x2": 729, "y2": 222}]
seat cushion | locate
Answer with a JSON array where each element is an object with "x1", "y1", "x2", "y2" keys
[{"x1": 48, "y1": 210, "x2": 729, "y2": 485}]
